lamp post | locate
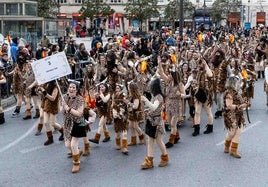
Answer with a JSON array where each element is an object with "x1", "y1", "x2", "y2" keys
[{"x1": 179, "y1": 0, "x2": 183, "y2": 37}]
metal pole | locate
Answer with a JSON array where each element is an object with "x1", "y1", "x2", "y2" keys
[{"x1": 179, "y1": 0, "x2": 183, "y2": 37}]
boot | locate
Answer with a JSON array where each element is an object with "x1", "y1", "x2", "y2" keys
[
  {"x1": 165, "y1": 134, "x2": 176, "y2": 148},
  {"x1": 82, "y1": 143, "x2": 90, "y2": 156},
  {"x1": 203, "y1": 124, "x2": 213, "y2": 134},
  {"x1": 128, "y1": 136, "x2": 137, "y2": 146},
  {"x1": 35, "y1": 123, "x2": 43, "y2": 136},
  {"x1": 72, "y1": 153, "x2": 81, "y2": 173},
  {"x1": 115, "y1": 138, "x2": 121, "y2": 150},
  {"x1": 89, "y1": 133, "x2": 101, "y2": 144},
  {"x1": 192, "y1": 124, "x2": 200, "y2": 136},
  {"x1": 230, "y1": 142, "x2": 241, "y2": 159},
  {"x1": 138, "y1": 134, "x2": 145, "y2": 145},
  {"x1": 224, "y1": 140, "x2": 231, "y2": 153},
  {"x1": 58, "y1": 127, "x2": 64, "y2": 141},
  {"x1": 159, "y1": 154, "x2": 169, "y2": 167},
  {"x1": 174, "y1": 130, "x2": 180, "y2": 144},
  {"x1": 23, "y1": 109, "x2": 32, "y2": 120},
  {"x1": 214, "y1": 111, "x2": 222, "y2": 119},
  {"x1": 0, "y1": 113, "x2": 5, "y2": 125},
  {"x1": 44, "y1": 131, "x2": 53, "y2": 146},
  {"x1": 102, "y1": 131, "x2": 111, "y2": 142},
  {"x1": 141, "y1": 156, "x2": 154, "y2": 169},
  {"x1": 33, "y1": 108, "x2": 40, "y2": 119},
  {"x1": 121, "y1": 139, "x2": 128, "y2": 155},
  {"x1": 12, "y1": 106, "x2": 21, "y2": 117}
]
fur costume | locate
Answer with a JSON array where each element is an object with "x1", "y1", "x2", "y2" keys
[{"x1": 43, "y1": 84, "x2": 59, "y2": 115}]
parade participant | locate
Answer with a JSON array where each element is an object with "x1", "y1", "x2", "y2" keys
[
  {"x1": 126, "y1": 81, "x2": 145, "y2": 146},
  {"x1": 157, "y1": 57, "x2": 185, "y2": 148},
  {"x1": 192, "y1": 58, "x2": 214, "y2": 136},
  {"x1": 140, "y1": 78, "x2": 169, "y2": 169},
  {"x1": 223, "y1": 75, "x2": 248, "y2": 158},
  {"x1": 0, "y1": 66, "x2": 7, "y2": 124},
  {"x1": 95, "y1": 53, "x2": 107, "y2": 83},
  {"x1": 89, "y1": 83, "x2": 111, "y2": 144},
  {"x1": 62, "y1": 82, "x2": 86, "y2": 173},
  {"x1": 181, "y1": 62, "x2": 195, "y2": 122},
  {"x1": 37, "y1": 80, "x2": 64, "y2": 145},
  {"x1": 112, "y1": 84, "x2": 128, "y2": 155},
  {"x1": 264, "y1": 60, "x2": 268, "y2": 108},
  {"x1": 11, "y1": 57, "x2": 26, "y2": 117},
  {"x1": 22, "y1": 61, "x2": 39, "y2": 120}
]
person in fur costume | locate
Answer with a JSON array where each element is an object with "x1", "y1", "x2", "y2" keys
[
  {"x1": 140, "y1": 78, "x2": 169, "y2": 169},
  {"x1": 112, "y1": 84, "x2": 128, "y2": 155},
  {"x1": 223, "y1": 75, "x2": 248, "y2": 158},
  {"x1": 0, "y1": 67, "x2": 6, "y2": 124}
]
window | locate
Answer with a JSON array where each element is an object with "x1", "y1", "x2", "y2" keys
[
  {"x1": 75, "y1": 0, "x2": 83, "y2": 3},
  {"x1": 25, "y1": 3, "x2": 37, "y2": 16},
  {"x1": 6, "y1": 3, "x2": 18, "y2": 15},
  {"x1": 0, "y1": 4, "x2": 4, "y2": 15},
  {"x1": 58, "y1": 0, "x2": 67, "y2": 3}
]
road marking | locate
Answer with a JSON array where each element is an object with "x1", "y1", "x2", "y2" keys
[
  {"x1": 216, "y1": 121, "x2": 262, "y2": 146},
  {"x1": 20, "y1": 142, "x2": 61, "y2": 154},
  {"x1": 0, "y1": 121, "x2": 37, "y2": 153}
]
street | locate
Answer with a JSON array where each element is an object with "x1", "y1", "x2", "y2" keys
[{"x1": 0, "y1": 76, "x2": 268, "y2": 187}]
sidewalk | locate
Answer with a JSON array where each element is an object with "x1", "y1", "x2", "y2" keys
[{"x1": 2, "y1": 95, "x2": 16, "y2": 109}]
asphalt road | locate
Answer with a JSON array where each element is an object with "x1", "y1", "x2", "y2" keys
[{"x1": 0, "y1": 58, "x2": 268, "y2": 186}]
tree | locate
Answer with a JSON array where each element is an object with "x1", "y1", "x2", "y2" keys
[
  {"x1": 80, "y1": 0, "x2": 115, "y2": 24},
  {"x1": 211, "y1": 0, "x2": 242, "y2": 25},
  {"x1": 35, "y1": 0, "x2": 60, "y2": 18},
  {"x1": 163, "y1": 0, "x2": 195, "y2": 29},
  {"x1": 124, "y1": 0, "x2": 159, "y2": 31}
]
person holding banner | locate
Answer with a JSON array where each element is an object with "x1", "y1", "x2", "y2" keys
[
  {"x1": 38, "y1": 80, "x2": 64, "y2": 145},
  {"x1": 62, "y1": 82, "x2": 86, "y2": 173}
]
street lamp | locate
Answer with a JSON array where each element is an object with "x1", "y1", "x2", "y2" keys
[{"x1": 179, "y1": 0, "x2": 183, "y2": 37}]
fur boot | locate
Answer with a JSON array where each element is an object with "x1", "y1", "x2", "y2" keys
[
  {"x1": 121, "y1": 139, "x2": 128, "y2": 155},
  {"x1": 174, "y1": 130, "x2": 180, "y2": 144},
  {"x1": 159, "y1": 154, "x2": 169, "y2": 167},
  {"x1": 72, "y1": 153, "x2": 81, "y2": 173},
  {"x1": 89, "y1": 133, "x2": 101, "y2": 144},
  {"x1": 115, "y1": 138, "x2": 121, "y2": 150},
  {"x1": 230, "y1": 142, "x2": 241, "y2": 158},
  {"x1": 82, "y1": 143, "x2": 90, "y2": 156},
  {"x1": 138, "y1": 134, "x2": 145, "y2": 145},
  {"x1": 102, "y1": 131, "x2": 111, "y2": 142},
  {"x1": 33, "y1": 108, "x2": 40, "y2": 119},
  {"x1": 44, "y1": 131, "x2": 53, "y2": 146},
  {"x1": 35, "y1": 123, "x2": 43, "y2": 136},
  {"x1": 165, "y1": 134, "x2": 176, "y2": 148},
  {"x1": 224, "y1": 140, "x2": 231, "y2": 153},
  {"x1": 141, "y1": 156, "x2": 154, "y2": 169},
  {"x1": 23, "y1": 109, "x2": 32, "y2": 120},
  {"x1": 128, "y1": 136, "x2": 137, "y2": 146}
]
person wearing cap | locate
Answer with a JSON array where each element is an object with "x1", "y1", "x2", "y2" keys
[
  {"x1": 0, "y1": 66, "x2": 6, "y2": 124},
  {"x1": 223, "y1": 75, "x2": 248, "y2": 158}
]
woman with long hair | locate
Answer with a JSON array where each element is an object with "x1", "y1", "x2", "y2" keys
[
  {"x1": 126, "y1": 81, "x2": 145, "y2": 146},
  {"x1": 62, "y1": 82, "x2": 86, "y2": 173},
  {"x1": 140, "y1": 78, "x2": 169, "y2": 169}
]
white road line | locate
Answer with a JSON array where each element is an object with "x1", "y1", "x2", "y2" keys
[
  {"x1": 0, "y1": 121, "x2": 37, "y2": 153},
  {"x1": 20, "y1": 142, "x2": 61, "y2": 154},
  {"x1": 216, "y1": 121, "x2": 262, "y2": 146}
]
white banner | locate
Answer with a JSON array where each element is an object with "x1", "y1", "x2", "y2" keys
[{"x1": 31, "y1": 52, "x2": 72, "y2": 85}]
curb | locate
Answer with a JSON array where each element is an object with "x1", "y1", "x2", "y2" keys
[{"x1": 2, "y1": 95, "x2": 16, "y2": 109}]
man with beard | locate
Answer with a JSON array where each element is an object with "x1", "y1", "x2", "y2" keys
[{"x1": 191, "y1": 58, "x2": 214, "y2": 136}]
